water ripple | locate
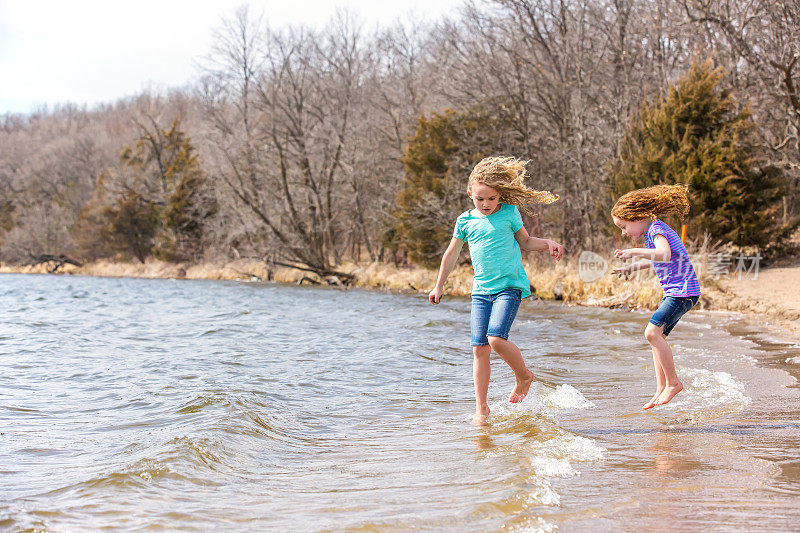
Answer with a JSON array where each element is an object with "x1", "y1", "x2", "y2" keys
[{"x1": 1, "y1": 274, "x2": 799, "y2": 530}]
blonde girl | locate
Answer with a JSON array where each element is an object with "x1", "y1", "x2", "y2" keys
[
  {"x1": 429, "y1": 156, "x2": 563, "y2": 423},
  {"x1": 611, "y1": 185, "x2": 700, "y2": 409}
]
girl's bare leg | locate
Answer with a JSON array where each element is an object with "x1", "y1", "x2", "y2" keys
[
  {"x1": 473, "y1": 345, "x2": 491, "y2": 423},
  {"x1": 644, "y1": 324, "x2": 683, "y2": 406},
  {"x1": 487, "y1": 336, "x2": 534, "y2": 403},
  {"x1": 643, "y1": 344, "x2": 667, "y2": 410}
]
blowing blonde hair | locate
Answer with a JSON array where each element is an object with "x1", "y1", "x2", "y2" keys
[
  {"x1": 468, "y1": 156, "x2": 559, "y2": 216},
  {"x1": 611, "y1": 184, "x2": 690, "y2": 221}
]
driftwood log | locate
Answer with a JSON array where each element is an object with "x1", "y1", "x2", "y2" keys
[
  {"x1": 274, "y1": 260, "x2": 355, "y2": 287},
  {"x1": 29, "y1": 254, "x2": 83, "y2": 273}
]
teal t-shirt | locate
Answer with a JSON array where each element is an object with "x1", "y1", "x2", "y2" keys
[{"x1": 453, "y1": 203, "x2": 531, "y2": 298}]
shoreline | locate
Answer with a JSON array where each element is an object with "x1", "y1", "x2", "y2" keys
[{"x1": 2, "y1": 257, "x2": 798, "y2": 343}]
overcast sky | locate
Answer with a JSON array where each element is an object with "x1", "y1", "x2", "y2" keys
[{"x1": 0, "y1": 0, "x2": 463, "y2": 115}]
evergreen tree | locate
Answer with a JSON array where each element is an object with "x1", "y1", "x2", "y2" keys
[
  {"x1": 72, "y1": 118, "x2": 216, "y2": 263},
  {"x1": 100, "y1": 190, "x2": 159, "y2": 263},
  {"x1": 609, "y1": 59, "x2": 796, "y2": 249},
  {"x1": 122, "y1": 118, "x2": 216, "y2": 262},
  {"x1": 395, "y1": 107, "x2": 521, "y2": 268}
]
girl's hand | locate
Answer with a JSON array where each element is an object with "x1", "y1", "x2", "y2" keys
[
  {"x1": 547, "y1": 240, "x2": 564, "y2": 261},
  {"x1": 429, "y1": 287, "x2": 443, "y2": 305},
  {"x1": 611, "y1": 265, "x2": 631, "y2": 278},
  {"x1": 614, "y1": 248, "x2": 633, "y2": 261}
]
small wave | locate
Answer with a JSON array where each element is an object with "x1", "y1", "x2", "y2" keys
[
  {"x1": 478, "y1": 386, "x2": 605, "y2": 510},
  {"x1": 174, "y1": 392, "x2": 315, "y2": 448},
  {"x1": 176, "y1": 394, "x2": 228, "y2": 414},
  {"x1": 506, "y1": 516, "x2": 558, "y2": 533},
  {"x1": 487, "y1": 384, "x2": 595, "y2": 421},
  {"x1": 521, "y1": 433, "x2": 606, "y2": 507},
  {"x1": 44, "y1": 459, "x2": 180, "y2": 496},
  {"x1": 530, "y1": 433, "x2": 606, "y2": 463},
  {"x1": 167, "y1": 436, "x2": 229, "y2": 472},
  {"x1": 38, "y1": 447, "x2": 223, "y2": 504},
  {"x1": 540, "y1": 384, "x2": 595, "y2": 410},
  {"x1": 667, "y1": 368, "x2": 751, "y2": 418}
]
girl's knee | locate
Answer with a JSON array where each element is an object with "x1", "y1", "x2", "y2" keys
[
  {"x1": 644, "y1": 323, "x2": 663, "y2": 343},
  {"x1": 487, "y1": 336, "x2": 505, "y2": 350},
  {"x1": 473, "y1": 345, "x2": 491, "y2": 357}
]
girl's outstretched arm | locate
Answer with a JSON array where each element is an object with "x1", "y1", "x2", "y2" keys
[
  {"x1": 514, "y1": 227, "x2": 564, "y2": 261},
  {"x1": 612, "y1": 259, "x2": 652, "y2": 277},
  {"x1": 429, "y1": 238, "x2": 464, "y2": 304},
  {"x1": 614, "y1": 235, "x2": 671, "y2": 262}
]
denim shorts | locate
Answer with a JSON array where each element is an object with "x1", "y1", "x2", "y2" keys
[
  {"x1": 649, "y1": 295, "x2": 699, "y2": 336},
  {"x1": 470, "y1": 288, "x2": 522, "y2": 346}
]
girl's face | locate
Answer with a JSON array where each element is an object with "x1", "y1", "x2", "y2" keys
[
  {"x1": 470, "y1": 182, "x2": 501, "y2": 215},
  {"x1": 613, "y1": 216, "x2": 650, "y2": 241}
]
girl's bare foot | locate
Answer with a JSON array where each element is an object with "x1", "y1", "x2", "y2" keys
[
  {"x1": 654, "y1": 382, "x2": 683, "y2": 406},
  {"x1": 472, "y1": 406, "x2": 490, "y2": 425},
  {"x1": 643, "y1": 388, "x2": 664, "y2": 410},
  {"x1": 509, "y1": 369, "x2": 534, "y2": 403},
  {"x1": 472, "y1": 413, "x2": 490, "y2": 425}
]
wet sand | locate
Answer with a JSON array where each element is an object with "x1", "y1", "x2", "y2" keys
[{"x1": 719, "y1": 263, "x2": 800, "y2": 339}]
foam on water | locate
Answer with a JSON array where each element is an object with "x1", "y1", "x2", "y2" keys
[
  {"x1": 480, "y1": 385, "x2": 605, "y2": 511},
  {"x1": 540, "y1": 384, "x2": 595, "y2": 410},
  {"x1": 487, "y1": 384, "x2": 595, "y2": 421},
  {"x1": 668, "y1": 367, "x2": 752, "y2": 414},
  {"x1": 517, "y1": 433, "x2": 606, "y2": 509},
  {"x1": 507, "y1": 516, "x2": 559, "y2": 533}
]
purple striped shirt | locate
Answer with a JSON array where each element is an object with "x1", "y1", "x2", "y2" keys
[{"x1": 645, "y1": 220, "x2": 701, "y2": 297}]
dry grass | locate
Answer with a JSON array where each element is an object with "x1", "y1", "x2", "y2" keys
[
  {"x1": 338, "y1": 252, "x2": 728, "y2": 312},
  {"x1": 337, "y1": 256, "x2": 666, "y2": 309},
  {"x1": 0, "y1": 258, "x2": 302, "y2": 283},
  {"x1": 524, "y1": 258, "x2": 665, "y2": 309}
]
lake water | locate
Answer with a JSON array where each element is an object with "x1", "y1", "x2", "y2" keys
[{"x1": 2, "y1": 273, "x2": 800, "y2": 531}]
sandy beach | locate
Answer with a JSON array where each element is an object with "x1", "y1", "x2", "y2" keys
[{"x1": 714, "y1": 263, "x2": 800, "y2": 340}]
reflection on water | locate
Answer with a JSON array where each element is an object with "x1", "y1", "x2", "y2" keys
[{"x1": 1, "y1": 273, "x2": 799, "y2": 531}]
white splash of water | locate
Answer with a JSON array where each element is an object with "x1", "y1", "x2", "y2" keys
[
  {"x1": 486, "y1": 384, "x2": 595, "y2": 420},
  {"x1": 530, "y1": 433, "x2": 606, "y2": 463},
  {"x1": 530, "y1": 457, "x2": 576, "y2": 478},
  {"x1": 518, "y1": 433, "x2": 606, "y2": 509},
  {"x1": 670, "y1": 367, "x2": 752, "y2": 411},
  {"x1": 508, "y1": 516, "x2": 559, "y2": 533},
  {"x1": 476, "y1": 384, "x2": 604, "y2": 511},
  {"x1": 540, "y1": 384, "x2": 595, "y2": 410}
]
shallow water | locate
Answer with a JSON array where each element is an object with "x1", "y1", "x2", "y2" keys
[{"x1": 1, "y1": 273, "x2": 799, "y2": 531}]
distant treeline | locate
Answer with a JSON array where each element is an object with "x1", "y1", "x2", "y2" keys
[{"x1": 1, "y1": 0, "x2": 798, "y2": 277}]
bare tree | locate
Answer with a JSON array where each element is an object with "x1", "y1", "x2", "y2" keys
[
  {"x1": 681, "y1": 0, "x2": 800, "y2": 221},
  {"x1": 201, "y1": 7, "x2": 367, "y2": 280}
]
